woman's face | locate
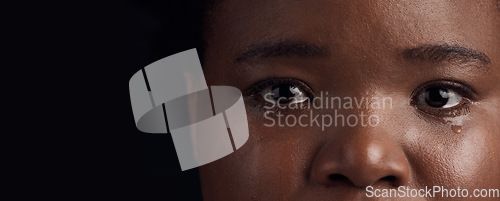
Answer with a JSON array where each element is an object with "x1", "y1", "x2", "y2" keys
[{"x1": 199, "y1": 0, "x2": 500, "y2": 200}]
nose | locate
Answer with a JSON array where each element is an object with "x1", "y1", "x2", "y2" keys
[{"x1": 311, "y1": 127, "x2": 410, "y2": 188}]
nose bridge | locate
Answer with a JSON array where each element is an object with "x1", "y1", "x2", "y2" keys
[{"x1": 316, "y1": 89, "x2": 393, "y2": 130}]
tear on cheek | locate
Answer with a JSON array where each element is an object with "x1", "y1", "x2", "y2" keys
[
  {"x1": 451, "y1": 125, "x2": 462, "y2": 134},
  {"x1": 443, "y1": 115, "x2": 470, "y2": 134}
]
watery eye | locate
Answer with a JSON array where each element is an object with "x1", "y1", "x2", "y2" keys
[
  {"x1": 417, "y1": 87, "x2": 464, "y2": 108},
  {"x1": 261, "y1": 83, "x2": 309, "y2": 105},
  {"x1": 411, "y1": 80, "x2": 476, "y2": 117}
]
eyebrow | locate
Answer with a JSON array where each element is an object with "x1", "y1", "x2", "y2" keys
[
  {"x1": 235, "y1": 40, "x2": 329, "y2": 64},
  {"x1": 235, "y1": 41, "x2": 491, "y2": 68},
  {"x1": 402, "y1": 44, "x2": 491, "y2": 66}
]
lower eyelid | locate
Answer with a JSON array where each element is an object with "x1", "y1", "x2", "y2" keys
[{"x1": 414, "y1": 98, "x2": 471, "y2": 118}]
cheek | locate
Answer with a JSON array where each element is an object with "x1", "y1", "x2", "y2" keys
[
  {"x1": 199, "y1": 113, "x2": 321, "y2": 201},
  {"x1": 403, "y1": 115, "x2": 500, "y2": 189}
]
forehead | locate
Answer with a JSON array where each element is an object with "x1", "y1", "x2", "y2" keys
[{"x1": 205, "y1": 0, "x2": 499, "y2": 61}]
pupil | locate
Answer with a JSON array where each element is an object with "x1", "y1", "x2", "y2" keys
[
  {"x1": 272, "y1": 85, "x2": 296, "y2": 104},
  {"x1": 425, "y1": 87, "x2": 449, "y2": 107}
]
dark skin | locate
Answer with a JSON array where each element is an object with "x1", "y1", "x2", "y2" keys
[{"x1": 198, "y1": 0, "x2": 500, "y2": 200}]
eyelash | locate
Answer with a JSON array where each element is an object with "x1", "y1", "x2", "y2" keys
[
  {"x1": 244, "y1": 77, "x2": 314, "y2": 112},
  {"x1": 410, "y1": 80, "x2": 477, "y2": 117}
]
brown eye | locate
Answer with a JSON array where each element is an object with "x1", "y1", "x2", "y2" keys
[
  {"x1": 246, "y1": 78, "x2": 313, "y2": 108},
  {"x1": 418, "y1": 87, "x2": 464, "y2": 109},
  {"x1": 411, "y1": 80, "x2": 477, "y2": 117},
  {"x1": 262, "y1": 83, "x2": 309, "y2": 105}
]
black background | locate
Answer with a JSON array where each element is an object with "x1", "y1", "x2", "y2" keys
[
  {"x1": 15, "y1": 0, "x2": 207, "y2": 200},
  {"x1": 100, "y1": 1, "x2": 205, "y2": 200}
]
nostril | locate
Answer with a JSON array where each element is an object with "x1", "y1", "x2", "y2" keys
[
  {"x1": 329, "y1": 174, "x2": 349, "y2": 181},
  {"x1": 381, "y1": 176, "x2": 396, "y2": 182},
  {"x1": 380, "y1": 176, "x2": 402, "y2": 187}
]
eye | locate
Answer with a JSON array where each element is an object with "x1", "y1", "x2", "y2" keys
[
  {"x1": 262, "y1": 83, "x2": 309, "y2": 105},
  {"x1": 248, "y1": 78, "x2": 313, "y2": 107},
  {"x1": 417, "y1": 87, "x2": 463, "y2": 108},
  {"x1": 412, "y1": 80, "x2": 476, "y2": 117}
]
